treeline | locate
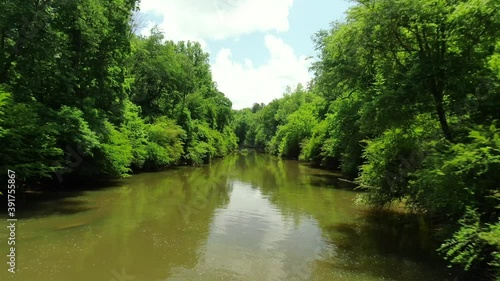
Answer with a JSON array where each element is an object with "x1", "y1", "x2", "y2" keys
[
  {"x1": 236, "y1": 0, "x2": 500, "y2": 279},
  {"x1": 0, "y1": 1, "x2": 237, "y2": 183}
]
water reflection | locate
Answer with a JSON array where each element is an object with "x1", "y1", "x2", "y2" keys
[
  {"x1": 168, "y1": 180, "x2": 333, "y2": 281},
  {"x1": 1, "y1": 151, "x2": 455, "y2": 281}
]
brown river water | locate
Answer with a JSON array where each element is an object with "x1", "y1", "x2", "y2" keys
[{"x1": 1, "y1": 152, "x2": 456, "y2": 281}]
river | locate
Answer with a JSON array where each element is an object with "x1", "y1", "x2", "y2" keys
[{"x1": 2, "y1": 152, "x2": 454, "y2": 281}]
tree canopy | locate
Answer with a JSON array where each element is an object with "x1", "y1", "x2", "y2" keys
[{"x1": 0, "y1": 0, "x2": 237, "y2": 183}]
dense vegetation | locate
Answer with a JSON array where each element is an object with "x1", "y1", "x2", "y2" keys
[
  {"x1": 0, "y1": 0, "x2": 237, "y2": 183},
  {"x1": 1, "y1": 0, "x2": 499, "y2": 279},
  {"x1": 235, "y1": 0, "x2": 500, "y2": 279}
]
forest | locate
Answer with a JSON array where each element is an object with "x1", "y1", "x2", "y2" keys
[
  {"x1": 0, "y1": 0, "x2": 237, "y2": 182},
  {"x1": 0, "y1": 0, "x2": 499, "y2": 280},
  {"x1": 234, "y1": 0, "x2": 500, "y2": 279}
]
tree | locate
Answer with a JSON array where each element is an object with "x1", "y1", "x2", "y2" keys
[{"x1": 0, "y1": 0, "x2": 237, "y2": 181}]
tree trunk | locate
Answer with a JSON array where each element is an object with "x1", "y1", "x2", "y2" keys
[
  {"x1": 0, "y1": 56, "x2": 14, "y2": 83},
  {"x1": 431, "y1": 84, "x2": 453, "y2": 142}
]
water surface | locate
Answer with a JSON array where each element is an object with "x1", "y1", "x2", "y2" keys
[{"x1": 2, "y1": 152, "x2": 453, "y2": 281}]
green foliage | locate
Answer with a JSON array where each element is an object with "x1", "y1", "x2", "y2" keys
[
  {"x1": 235, "y1": 84, "x2": 321, "y2": 154},
  {"x1": 55, "y1": 106, "x2": 100, "y2": 158},
  {"x1": 357, "y1": 127, "x2": 422, "y2": 206},
  {"x1": 233, "y1": 109, "x2": 253, "y2": 146},
  {"x1": 121, "y1": 101, "x2": 149, "y2": 170},
  {"x1": 300, "y1": 118, "x2": 328, "y2": 164},
  {"x1": 0, "y1": 101, "x2": 63, "y2": 180},
  {"x1": 321, "y1": 98, "x2": 365, "y2": 176},
  {"x1": 144, "y1": 117, "x2": 185, "y2": 169},
  {"x1": 357, "y1": 115, "x2": 439, "y2": 207},
  {"x1": 490, "y1": 42, "x2": 500, "y2": 80},
  {"x1": 0, "y1": 87, "x2": 11, "y2": 138},
  {"x1": 409, "y1": 123, "x2": 500, "y2": 217},
  {"x1": 0, "y1": 1, "x2": 237, "y2": 182},
  {"x1": 98, "y1": 120, "x2": 134, "y2": 177},
  {"x1": 439, "y1": 209, "x2": 500, "y2": 275},
  {"x1": 268, "y1": 102, "x2": 319, "y2": 158},
  {"x1": 184, "y1": 120, "x2": 237, "y2": 165},
  {"x1": 407, "y1": 124, "x2": 500, "y2": 275}
]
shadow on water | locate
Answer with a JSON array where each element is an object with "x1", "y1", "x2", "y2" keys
[
  {"x1": 308, "y1": 173, "x2": 359, "y2": 190},
  {"x1": 231, "y1": 152, "x2": 461, "y2": 280},
  {"x1": 10, "y1": 159, "x2": 230, "y2": 220},
  {"x1": 323, "y1": 208, "x2": 469, "y2": 281},
  {"x1": 330, "y1": 210, "x2": 440, "y2": 260},
  {"x1": 11, "y1": 179, "x2": 125, "y2": 219}
]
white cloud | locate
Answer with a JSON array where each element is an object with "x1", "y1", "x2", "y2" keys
[
  {"x1": 212, "y1": 35, "x2": 311, "y2": 109},
  {"x1": 138, "y1": 15, "x2": 210, "y2": 52},
  {"x1": 139, "y1": 0, "x2": 293, "y2": 41},
  {"x1": 138, "y1": 0, "x2": 309, "y2": 109}
]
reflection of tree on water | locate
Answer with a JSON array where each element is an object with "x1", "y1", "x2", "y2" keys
[
  {"x1": 12, "y1": 159, "x2": 235, "y2": 281},
  {"x1": 104, "y1": 158, "x2": 235, "y2": 280},
  {"x1": 318, "y1": 210, "x2": 453, "y2": 281},
  {"x1": 167, "y1": 179, "x2": 329, "y2": 281},
  {"x1": 225, "y1": 151, "x2": 453, "y2": 281},
  {"x1": 11, "y1": 152, "x2": 455, "y2": 281}
]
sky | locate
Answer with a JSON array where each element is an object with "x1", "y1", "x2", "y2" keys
[{"x1": 137, "y1": 0, "x2": 353, "y2": 109}]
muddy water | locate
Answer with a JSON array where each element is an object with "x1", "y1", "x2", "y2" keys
[{"x1": 1, "y1": 152, "x2": 454, "y2": 281}]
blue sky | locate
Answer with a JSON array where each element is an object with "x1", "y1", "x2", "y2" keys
[{"x1": 138, "y1": 0, "x2": 353, "y2": 109}]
